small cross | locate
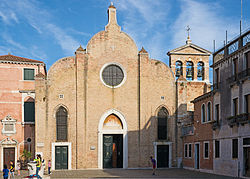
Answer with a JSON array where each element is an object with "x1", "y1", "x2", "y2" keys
[{"x1": 186, "y1": 25, "x2": 191, "y2": 37}]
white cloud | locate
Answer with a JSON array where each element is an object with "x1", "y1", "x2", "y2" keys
[
  {"x1": 0, "y1": 0, "x2": 80, "y2": 56},
  {"x1": 114, "y1": 0, "x2": 171, "y2": 60},
  {"x1": 0, "y1": 10, "x2": 18, "y2": 24},
  {"x1": 171, "y1": 0, "x2": 240, "y2": 52},
  {"x1": 46, "y1": 24, "x2": 79, "y2": 55}
]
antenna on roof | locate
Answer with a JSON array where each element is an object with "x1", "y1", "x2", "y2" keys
[
  {"x1": 213, "y1": 40, "x2": 215, "y2": 53},
  {"x1": 240, "y1": 0, "x2": 242, "y2": 35},
  {"x1": 226, "y1": 30, "x2": 228, "y2": 45}
]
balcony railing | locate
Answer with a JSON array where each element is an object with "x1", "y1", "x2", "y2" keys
[
  {"x1": 227, "y1": 68, "x2": 250, "y2": 85},
  {"x1": 227, "y1": 113, "x2": 250, "y2": 127}
]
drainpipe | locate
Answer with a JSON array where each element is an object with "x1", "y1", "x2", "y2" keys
[
  {"x1": 75, "y1": 56, "x2": 78, "y2": 169},
  {"x1": 175, "y1": 81, "x2": 178, "y2": 167},
  {"x1": 138, "y1": 54, "x2": 141, "y2": 165}
]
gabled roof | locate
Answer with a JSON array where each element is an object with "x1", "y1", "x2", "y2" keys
[
  {"x1": 0, "y1": 54, "x2": 44, "y2": 64},
  {"x1": 167, "y1": 41, "x2": 211, "y2": 56}
]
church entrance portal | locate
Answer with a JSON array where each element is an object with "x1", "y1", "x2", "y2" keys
[{"x1": 103, "y1": 134, "x2": 123, "y2": 168}]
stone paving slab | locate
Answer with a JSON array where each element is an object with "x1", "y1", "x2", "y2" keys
[{"x1": 49, "y1": 168, "x2": 235, "y2": 178}]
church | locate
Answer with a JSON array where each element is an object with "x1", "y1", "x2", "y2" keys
[{"x1": 35, "y1": 4, "x2": 211, "y2": 170}]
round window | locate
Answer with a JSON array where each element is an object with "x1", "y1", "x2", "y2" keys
[{"x1": 102, "y1": 64, "x2": 124, "y2": 87}]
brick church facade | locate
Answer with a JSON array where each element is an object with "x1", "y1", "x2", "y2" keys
[{"x1": 35, "y1": 4, "x2": 211, "y2": 170}]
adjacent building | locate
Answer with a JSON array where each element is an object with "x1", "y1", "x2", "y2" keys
[
  {"x1": 0, "y1": 54, "x2": 46, "y2": 169},
  {"x1": 182, "y1": 91, "x2": 214, "y2": 173},
  {"x1": 212, "y1": 29, "x2": 250, "y2": 177}
]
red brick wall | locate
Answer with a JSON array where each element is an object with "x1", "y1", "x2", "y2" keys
[{"x1": 182, "y1": 93, "x2": 213, "y2": 170}]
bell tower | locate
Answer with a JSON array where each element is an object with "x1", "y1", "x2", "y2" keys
[
  {"x1": 168, "y1": 27, "x2": 211, "y2": 83},
  {"x1": 167, "y1": 28, "x2": 212, "y2": 112}
]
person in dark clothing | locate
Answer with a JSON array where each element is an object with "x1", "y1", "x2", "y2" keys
[
  {"x1": 150, "y1": 156, "x2": 156, "y2": 175},
  {"x1": 3, "y1": 164, "x2": 9, "y2": 179}
]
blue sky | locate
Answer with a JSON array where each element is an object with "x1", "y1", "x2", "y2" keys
[{"x1": 0, "y1": 0, "x2": 249, "y2": 82}]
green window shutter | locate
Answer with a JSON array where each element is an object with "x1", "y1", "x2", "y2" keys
[
  {"x1": 24, "y1": 69, "x2": 34, "y2": 80},
  {"x1": 24, "y1": 102, "x2": 35, "y2": 122}
]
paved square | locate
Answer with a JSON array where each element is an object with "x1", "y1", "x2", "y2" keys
[{"x1": 49, "y1": 168, "x2": 234, "y2": 178}]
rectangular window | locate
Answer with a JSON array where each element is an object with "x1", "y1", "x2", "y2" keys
[
  {"x1": 215, "y1": 68, "x2": 219, "y2": 84},
  {"x1": 215, "y1": 104, "x2": 219, "y2": 121},
  {"x1": 246, "y1": 51, "x2": 250, "y2": 69},
  {"x1": 24, "y1": 68, "x2": 34, "y2": 80},
  {"x1": 184, "y1": 144, "x2": 188, "y2": 158},
  {"x1": 215, "y1": 140, "x2": 220, "y2": 158},
  {"x1": 232, "y1": 58, "x2": 238, "y2": 76},
  {"x1": 188, "y1": 144, "x2": 192, "y2": 158},
  {"x1": 24, "y1": 102, "x2": 35, "y2": 122},
  {"x1": 245, "y1": 94, "x2": 250, "y2": 113},
  {"x1": 233, "y1": 98, "x2": 238, "y2": 116},
  {"x1": 232, "y1": 139, "x2": 238, "y2": 158},
  {"x1": 204, "y1": 142, "x2": 209, "y2": 159}
]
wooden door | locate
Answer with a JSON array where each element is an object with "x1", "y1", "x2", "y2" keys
[
  {"x1": 4, "y1": 148, "x2": 15, "y2": 169},
  {"x1": 157, "y1": 145, "x2": 169, "y2": 168},
  {"x1": 55, "y1": 146, "x2": 68, "y2": 170}
]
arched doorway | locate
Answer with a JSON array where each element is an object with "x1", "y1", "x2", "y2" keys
[{"x1": 98, "y1": 109, "x2": 128, "y2": 169}]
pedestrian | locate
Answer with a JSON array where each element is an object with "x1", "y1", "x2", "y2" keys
[
  {"x1": 48, "y1": 160, "x2": 51, "y2": 175},
  {"x1": 34, "y1": 154, "x2": 42, "y2": 179},
  {"x1": 9, "y1": 161, "x2": 15, "y2": 178},
  {"x1": 2, "y1": 164, "x2": 9, "y2": 179},
  {"x1": 150, "y1": 156, "x2": 156, "y2": 175},
  {"x1": 16, "y1": 160, "x2": 21, "y2": 176}
]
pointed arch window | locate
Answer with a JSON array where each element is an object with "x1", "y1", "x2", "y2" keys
[
  {"x1": 157, "y1": 107, "x2": 168, "y2": 140},
  {"x1": 186, "y1": 61, "x2": 194, "y2": 80},
  {"x1": 56, "y1": 106, "x2": 68, "y2": 141},
  {"x1": 175, "y1": 61, "x2": 183, "y2": 78},
  {"x1": 197, "y1": 62, "x2": 204, "y2": 80}
]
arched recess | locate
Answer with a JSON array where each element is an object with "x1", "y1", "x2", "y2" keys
[{"x1": 98, "y1": 109, "x2": 128, "y2": 169}]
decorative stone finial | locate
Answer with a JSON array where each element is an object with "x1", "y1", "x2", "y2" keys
[
  {"x1": 109, "y1": 2, "x2": 115, "y2": 9},
  {"x1": 8, "y1": 52, "x2": 11, "y2": 55},
  {"x1": 76, "y1": 45, "x2": 85, "y2": 52},
  {"x1": 107, "y1": 2, "x2": 117, "y2": 25},
  {"x1": 139, "y1": 46, "x2": 148, "y2": 54}
]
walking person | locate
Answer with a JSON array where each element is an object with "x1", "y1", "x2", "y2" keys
[
  {"x1": 34, "y1": 154, "x2": 42, "y2": 179},
  {"x1": 16, "y1": 160, "x2": 21, "y2": 176},
  {"x1": 9, "y1": 161, "x2": 15, "y2": 178},
  {"x1": 48, "y1": 160, "x2": 51, "y2": 175},
  {"x1": 2, "y1": 164, "x2": 9, "y2": 179},
  {"x1": 150, "y1": 156, "x2": 156, "y2": 175}
]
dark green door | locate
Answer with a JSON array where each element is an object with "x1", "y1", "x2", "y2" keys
[
  {"x1": 55, "y1": 146, "x2": 68, "y2": 170},
  {"x1": 103, "y1": 135, "x2": 113, "y2": 168},
  {"x1": 157, "y1": 145, "x2": 169, "y2": 168}
]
